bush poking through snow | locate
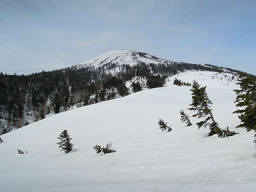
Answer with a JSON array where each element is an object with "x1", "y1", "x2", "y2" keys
[
  {"x1": 0, "y1": 137, "x2": 3, "y2": 143},
  {"x1": 173, "y1": 78, "x2": 191, "y2": 86},
  {"x1": 93, "y1": 143, "x2": 116, "y2": 154},
  {"x1": 219, "y1": 127, "x2": 238, "y2": 138},
  {"x1": 57, "y1": 130, "x2": 73, "y2": 153},
  {"x1": 158, "y1": 119, "x2": 172, "y2": 132},
  {"x1": 180, "y1": 110, "x2": 192, "y2": 126},
  {"x1": 18, "y1": 149, "x2": 24, "y2": 154}
]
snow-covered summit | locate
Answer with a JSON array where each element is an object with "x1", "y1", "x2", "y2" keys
[{"x1": 79, "y1": 49, "x2": 170, "y2": 68}]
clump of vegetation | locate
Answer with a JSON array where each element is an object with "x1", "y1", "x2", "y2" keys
[
  {"x1": 0, "y1": 137, "x2": 3, "y2": 143},
  {"x1": 131, "y1": 82, "x2": 142, "y2": 92},
  {"x1": 158, "y1": 119, "x2": 172, "y2": 132},
  {"x1": 93, "y1": 143, "x2": 116, "y2": 154},
  {"x1": 146, "y1": 75, "x2": 166, "y2": 88},
  {"x1": 57, "y1": 130, "x2": 73, "y2": 153},
  {"x1": 17, "y1": 149, "x2": 28, "y2": 154},
  {"x1": 173, "y1": 78, "x2": 191, "y2": 86},
  {"x1": 117, "y1": 83, "x2": 129, "y2": 96},
  {"x1": 18, "y1": 149, "x2": 24, "y2": 154},
  {"x1": 218, "y1": 127, "x2": 238, "y2": 138},
  {"x1": 180, "y1": 110, "x2": 192, "y2": 126}
]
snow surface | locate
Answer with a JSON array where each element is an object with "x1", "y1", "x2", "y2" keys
[
  {"x1": 79, "y1": 49, "x2": 170, "y2": 68},
  {"x1": 1, "y1": 71, "x2": 256, "y2": 192}
]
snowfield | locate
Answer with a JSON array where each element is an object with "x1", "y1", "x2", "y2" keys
[{"x1": 0, "y1": 71, "x2": 255, "y2": 192}]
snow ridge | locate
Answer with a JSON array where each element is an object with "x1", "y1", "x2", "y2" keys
[{"x1": 79, "y1": 49, "x2": 171, "y2": 68}]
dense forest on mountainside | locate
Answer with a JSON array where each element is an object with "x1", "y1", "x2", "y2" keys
[{"x1": 0, "y1": 62, "x2": 229, "y2": 134}]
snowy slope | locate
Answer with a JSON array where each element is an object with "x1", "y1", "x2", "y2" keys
[
  {"x1": 79, "y1": 49, "x2": 171, "y2": 68},
  {"x1": 1, "y1": 71, "x2": 255, "y2": 192}
]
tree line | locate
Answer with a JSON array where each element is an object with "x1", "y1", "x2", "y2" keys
[{"x1": 0, "y1": 62, "x2": 225, "y2": 134}]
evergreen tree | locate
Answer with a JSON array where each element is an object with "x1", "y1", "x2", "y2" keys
[
  {"x1": 146, "y1": 75, "x2": 165, "y2": 88},
  {"x1": 173, "y1": 78, "x2": 182, "y2": 86},
  {"x1": 99, "y1": 89, "x2": 106, "y2": 101},
  {"x1": 174, "y1": 78, "x2": 191, "y2": 86},
  {"x1": 57, "y1": 130, "x2": 73, "y2": 153},
  {"x1": 234, "y1": 74, "x2": 256, "y2": 130},
  {"x1": 39, "y1": 106, "x2": 45, "y2": 119},
  {"x1": 83, "y1": 94, "x2": 90, "y2": 106},
  {"x1": 180, "y1": 110, "x2": 192, "y2": 126},
  {"x1": 188, "y1": 81, "x2": 222, "y2": 136},
  {"x1": 234, "y1": 74, "x2": 256, "y2": 144},
  {"x1": 117, "y1": 83, "x2": 129, "y2": 96},
  {"x1": 158, "y1": 119, "x2": 172, "y2": 132},
  {"x1": 53, "y1": 93, "x2": 61, "y2": 113},
  {"x1": 131, "y1": 82, "x2": 142, "y2": 92}
]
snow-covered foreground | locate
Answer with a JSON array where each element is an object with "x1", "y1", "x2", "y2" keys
[{"x1": 1, "y1": 71, "x2": 255, "y2": 192}]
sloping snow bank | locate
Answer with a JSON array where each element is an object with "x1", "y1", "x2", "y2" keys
[{"x1": 0, "y1": 71, "x2": 255, "y2": 192}]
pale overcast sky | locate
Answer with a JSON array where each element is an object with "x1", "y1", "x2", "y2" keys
[{"x1": 0, "y1": 0, "x2": 255, "y2": 74}]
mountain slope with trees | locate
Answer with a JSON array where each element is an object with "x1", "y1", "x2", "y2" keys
[{"x1": 0, "y1": 50, "x2": 240, "y2": 134}]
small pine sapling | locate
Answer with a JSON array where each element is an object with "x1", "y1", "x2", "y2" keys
[
  {"x1": 158, "y1": 119, "x2": 172, "y2": 132},
  {"x1": 93, "y1": 145, "x2": 102, "y2": 154},
  {"x1": 180, "y1": 110, "x2": 192, "y2": 126},
  {"x1": 18, "y1": 149, "x2": 24, "y2": 154},
  {"x1": 57, "y1": 130, "x2": 73, "y2": 153},
  {"x1": 93, "y1": 143, "x2": 116, "y2": 155}
]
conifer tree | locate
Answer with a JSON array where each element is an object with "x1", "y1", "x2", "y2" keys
[
  {"x1": 57, "y1": 130, "x2": 73, "y2": 153},
  {"x1": 53, "y1": 93, "x2": 61, "y2": 114},
  {"x1": 39, "y1": 106, "x2": 45, "y2": 119},
  {"x1": 180, "y1": 110, "x2": 192, "y2": 126},
  {"x1": 188, "y1": 81, "x2": 222, "y2": 136},
  {"x1": 234, "y1": 74, "x2": 256, "y2": 130},
  {"x1": 131, "y1": 82, "x2": 142, "y2": 92},
  {"x1": 158, "y1": 119, "x2": 172, "y2": 132},
  {"x1": 83, "y1": 95, "x2": 90, "y2": 106},
  {"x1": 234, "y1": 73, "x2": 256, "y2": 143},
  {"x1": 117, "y1": 84, "x2": 129, "y2": 96}
]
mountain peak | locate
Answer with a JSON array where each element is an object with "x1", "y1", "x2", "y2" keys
[{"x1": 79, "y1": 49, "x2": 169, "y2": 68}]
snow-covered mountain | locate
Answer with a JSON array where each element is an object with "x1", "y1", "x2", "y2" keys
[
  {"x1": 0, "y1": 49, "x2": 234, "y2": 134},
  {"x1": 1, "y1": 71, "x2": 255, "y2": 192},
  {"x1": 79, "y1": 49, "x2": 173, "y2": 68}
]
